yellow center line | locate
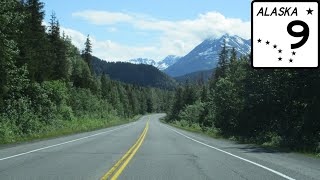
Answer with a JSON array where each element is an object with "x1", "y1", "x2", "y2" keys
[
  {"x1": 111, "y1": 122, "x2": 149, "y2": 180},
  {"x1": 100, "y1": 120, "x2": 149, "y2": 180}
]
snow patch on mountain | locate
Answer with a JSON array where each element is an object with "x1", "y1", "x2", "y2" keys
[
  {"x1": 128, "y1": 58, "x2": 157, "y2": 66},
  {"x1": 164, "y1": 34, "x2": 251, "y2": 77},
  {"x1": 128, "y1": 55, "x2": 181, "y2": 70}
]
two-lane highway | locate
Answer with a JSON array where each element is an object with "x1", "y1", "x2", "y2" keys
[{"x1": 0, "y1": 114, "x2": 319, "y2": 180}]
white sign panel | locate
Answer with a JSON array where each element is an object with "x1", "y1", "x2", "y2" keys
[{"x1": 252, "y1": 1, "x2": 319, "y2": 68}]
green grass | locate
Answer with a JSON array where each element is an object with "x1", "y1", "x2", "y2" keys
[
  {"x1": 160, "y1": 119, "x2": 221, "y2": 139},
  {"x1": 161, "y1": 119, "x2": 320, "y2": 158},
  {"x1": 0, "y1": 115, "x2": 142, "y2": 145}
]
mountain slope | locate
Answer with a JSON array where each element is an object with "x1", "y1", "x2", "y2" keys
[
  {"x1": 164, "y1": 34, "x2": 251, "y2": 77},
  {"x1": 91, "y1": 56, "x2": 177, "y2": 89},
  {"x1": 127, "y1": 56, "x2": 181, "y2": 70},
  {"x1": 157, "y1": 55, "x2": 181, "y2": 70}
]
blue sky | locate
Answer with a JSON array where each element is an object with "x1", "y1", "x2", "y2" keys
[{"x1": 42, "y1": 0, "x2": 251, "y2": 61}]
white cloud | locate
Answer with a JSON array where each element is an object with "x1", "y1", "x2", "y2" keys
[
  {"x1": 107, "y1": 27, "x2": 117, "y2": 32},
  {"x1": 93, "y1": 40, "x2": 158, "y2": 61},
  {"x1": 72, "y1": 10, "x2": 133, "y2": 25},
  {"x1": 70, "y1": 10, "x2": 251, "y2": 61},
  {"x1": 61, "y1": 27, "x2": 87, "y2": 49},
  {"x1": 61, "y1": 27, "x2": 158, "y2": 61}
]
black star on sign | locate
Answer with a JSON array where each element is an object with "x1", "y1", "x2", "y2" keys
[
  {"x1": 266, "y1": 41, "x2": 270, "y2": 45},
  {"x1": 278, "y1": 49, "x2": 282, "y2": 53},
  {"x1": 292, "y1": 51, "x2": 296, "y2": 55},
  {"x1": 278, "y1": 57, "x2": 282, "y2": 61},
  {"x1": 273, "y1": 45, "x2": 277, "y2": 49},
  {"x1": 258, "y1": 39, "x2": 262, "y2": 43},
  {"x1": 289, "y1": 59, "x2": 293, "y2": 63},
  {"x1": 307, "y1": 8, "x2": 314, "y2": 15}
]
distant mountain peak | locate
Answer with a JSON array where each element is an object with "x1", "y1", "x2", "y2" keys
[
  {"x1": 166, "y1": 55, "x2": 179, "y2": 59},
  {"x1": 157, "y1": 55, "x2": 181, "y2": 70},
  {"x1": 221, "y1": 33, "x2": 231, "y2": 38},
  {"x1": 164, "y1": 34, "x2": 251, "y2": 77},
  {"x1": 127, "y1": 55, "x2": 181, "y2": 71},
  {"x1": 207, "y1": 34, "x2": 247, "y2": 43},
  {"x1": 128, "y1": 58, "x2": 157, "y2": 66},
  {"x1": 127, "y1": 34, "x2": 250, "y2": 76}
]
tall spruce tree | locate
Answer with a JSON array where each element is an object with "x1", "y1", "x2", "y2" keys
[
  {"x1": 82, "y1": 35, "x2": 93, "y2": 72},
  {"x1": 17, "y1": 0, "x2": 49, "y2": 82},
  {"x1": 215, "y1": 39, "x2": 229, "y2": 79},
  {"x1": 48, "y1": 12, "x2": 69, "y2": 80},
  {"x1": 100, "y1": 74, "x2": 109, "y2": 99},
  {"x1": 230, "y1": 47, "x2": 237, "y2": 63},
  {"x1": 209, "y1": 39, "x2": 229, "y2": 91}
]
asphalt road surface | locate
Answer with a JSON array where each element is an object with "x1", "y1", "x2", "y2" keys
[{"x1": 0, "y1": 114, "x2": 319, "y2": 180}]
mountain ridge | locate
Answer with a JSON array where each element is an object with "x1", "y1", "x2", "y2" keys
[
  {"x1": 164, "y1": 34, "x2": 251, "y2": 77},
  {"x1": 127, "y1": 55, "x2": 181, "y2": 70}
]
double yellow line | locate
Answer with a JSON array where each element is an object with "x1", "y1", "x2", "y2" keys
[{"x1": 100, "y1": 121, "x2": 149, "y2": 180}]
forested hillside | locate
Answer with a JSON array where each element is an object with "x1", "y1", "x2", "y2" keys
[
  {"x1": 174, "y1": 69, "x2": 214, "y2": 84},
  {"x1": 0, "y1": 0, "x2": 172, "y2": 143},
  {"x1": 166, "y1": 45, "x2": 320, "y2": 152},
  {"x1": 91, "y1": 57, "x2": 177, "y2": 90}
]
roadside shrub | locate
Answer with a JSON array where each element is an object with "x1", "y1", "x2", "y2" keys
[
  {"x1": 190, "y1": 123, "x2": 202, "y2": 131},
  {"x1": 178, "y1": 101, "x2": 204, "y2": 125},
  {"x1": 180, "y1": 120, "x2": 189, "y2": 127},
  {"x1": 261, "y1": 132, "x2": 283, "y2": 147},
  {"x1": 270, "y1": 134, "x2": 283, "y2": 147},
  {"x1": 58, "y1": 105, "x2": 75, "y2": 121},
  {"x1": 27, "y1": 82, "x2": 57, "y2": 123},
  {"x1": 205, "y1": 127, "x2": 220, "y2": 137},
  {"x1": 174, "y1": 120, "x2": 181, "y2": 127},
  {"x1": 0, "y1": 115, "x2": 19, "y2": 143},
  {"x1": 3, "y1": 97, "x2": 44, "y2": 135},
  {"x1": 69, "y1": 87, "x2": 105, "y2": 119},
  {"x1": 42, "y1": 80, "x2": 68, "y2": 106}
]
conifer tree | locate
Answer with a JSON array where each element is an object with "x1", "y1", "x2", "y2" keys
[
  {"x1": 48, "y1": 12, "x2": 69, "y2": 80},
  {"x1": 230, "y1": 47, "x2": 237, "y2": 63},
  {"x1": 215, "y1": 39, "x2": 229, "y2": 79},
  {"x1": 209, "y1": 40, "x2": 229, "y2": 91},
  {"x1": 82, "y1": 35, "x2": 93, "y2": 72},
  {"x1": 17, "y1": 0, "x2": 49, "y2": 82},
  {"x1": 100, "y1": 74, "x2": 109, "y2": 99}
]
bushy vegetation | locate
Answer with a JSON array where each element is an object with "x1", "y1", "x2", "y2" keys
[
  {"x1": 166, "y1": 44, "x2": 320, "y2": 153},
  {"x1": 0, "y1": 0, "x2": 172, "y2": 143}
]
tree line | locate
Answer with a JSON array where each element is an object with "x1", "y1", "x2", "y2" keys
[
  {"x1": 91, "y1": 57, "x2": 177, "y2": 90},
  {"x1": 0, "y1": 0, "x2": 172, "y2": 143},
  {"x1": 166, "y1": 42, "x2": 320, "y2": 151}
]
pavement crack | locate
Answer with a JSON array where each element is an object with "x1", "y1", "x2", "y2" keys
[{"x1": 187, "y1": 153, "x2": 212, "y2": 180}]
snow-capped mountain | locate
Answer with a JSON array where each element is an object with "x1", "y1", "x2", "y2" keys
[
  {"x1": 164, "y1": 34, "x2": 251, "y2": 77},
  {"x1": 127, "y1": 56, "x2": 181, "y2": 70},
  {"x1": 157, "y1": 55, "x2": 181, "y2": 70},
  {"x1": 128, "y1": 58, "x2": 157, "y2": 66}
]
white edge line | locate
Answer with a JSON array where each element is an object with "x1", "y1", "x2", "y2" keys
[
  {"x1": 162, "y1": 124, "x2": 295, "y2": 180},
  {"x1": 0, "y1": 122, "x2": 137, "y2": 161}
]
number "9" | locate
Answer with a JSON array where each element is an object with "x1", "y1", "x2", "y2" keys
[{"x1": 287, "y1": 20, "x2": 309, "y2": 49}]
